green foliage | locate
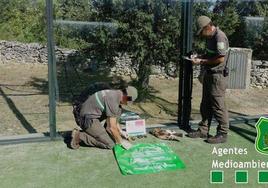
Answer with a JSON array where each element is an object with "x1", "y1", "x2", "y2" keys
[
  {"x1": 82, "y1": 26, "x2": 118, "y2": 65},
  {"x1": 116, "y1": 7, "x2": 155, "y2": 97},
  {"x1": 213, "y1": 1, "x2": 240, "y2": 37},
  {"x1": 236, "y1": 0, "x2": 268, "y2": 17},
  {"x1": 114, "y1": 0, "x2": 181, "y2": 99},
  {"x1": 202, "y1": 0, "x2": 268, "y2": 61},
  {"x1": 192, "y1": 1, "x2": 212, "y2": 53},
  {"x1": 56, "y1": 0, "x2": 94, "y2": 20},
  {"x1": 253, "y1": 18, "x2": 268, "y2": 60},
  {"x1": 255, "y1": 2, "x2": 268, "y2": 17},
  {"x1": 0, "y1": 0, "x2": 46, "y2": 43},
  {"x1": 227, "y1": 0, "x2": 268, "y2": 58}
]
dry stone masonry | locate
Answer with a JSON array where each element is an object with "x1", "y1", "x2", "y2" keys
[
  {"x1": 251, "y1": 60, "x2": 268, "y2": 88},
  {"x1": 0, "y1": 40, "x2": 267, "y2": 88}
]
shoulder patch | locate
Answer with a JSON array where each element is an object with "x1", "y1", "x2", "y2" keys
[{"x1": 217, "y1": 42, "x2": 225, "y2": 50}]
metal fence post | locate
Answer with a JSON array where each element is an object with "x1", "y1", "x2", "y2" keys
[
  {"x1": 46, "y1": 0, "x2": 57, "y2": 139},
  {"x1": 178, "y1": 0, "x2": 193, "y2": 130}
]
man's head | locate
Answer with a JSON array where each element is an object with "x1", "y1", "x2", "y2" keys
[
  {"x1": 121, "y1": 86, "x2": 138, "y2": 105},
  {"x1": 197, "y1": 16, "x2": 215, "y2": 37}
]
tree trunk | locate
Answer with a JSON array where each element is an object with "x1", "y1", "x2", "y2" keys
[{"x1": 137, "y1": 63, "x2": 151, "y2": 101}]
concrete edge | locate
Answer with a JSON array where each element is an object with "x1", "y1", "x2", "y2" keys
[
  {"x1": 0, "y1": 133, "x2": 62, "y2": 145},
  {"x1": 0, "y1": 114, "x2": 266, "y2": 145}
]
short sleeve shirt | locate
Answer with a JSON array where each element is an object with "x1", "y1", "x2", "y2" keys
[
  {"x1": 205, "y1": 27, "x2": 229, "y2": 71},
  {"x1": 80, "y1": 90, "x2": 122, "y2": 119}
]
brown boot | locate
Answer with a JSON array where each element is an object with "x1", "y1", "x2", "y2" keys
[
  {"x1": 70, "y1": 128, "x2": 80, "y2": 149},
  {"x1": 207, "y1": 133, "x2": 227, "y2": 144},
  {"x1": 187, "y1": 129, "x2": 207, "y2": 138}
]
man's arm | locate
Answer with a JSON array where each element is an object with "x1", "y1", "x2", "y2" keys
[
  {"x1": 106, "y1": 117, "x2": 133, "y2": 149},
  {"x1": 192, "y1": 55, "x2": 225, "y2": 65},
  {"x1": 106, "y1": 117, "x2": 122, "y2": 144}
]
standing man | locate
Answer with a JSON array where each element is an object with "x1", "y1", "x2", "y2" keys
[
  {"x1": 188, "y1": 16, "x2": 229, "y2": 144},
  {"x1": 70, "y1": 86, "x2": 138, "y2": 150}
]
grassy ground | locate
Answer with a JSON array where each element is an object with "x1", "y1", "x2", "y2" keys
[
  {"x1": 0, "y1": 122, "x2": 266, "y2": 188},
  {"x1": 0, "y1": 63, "x2": 267, "y2": 187},
  {"x1": 0, "y1": 63, "x2": 267, "y2": 137}
]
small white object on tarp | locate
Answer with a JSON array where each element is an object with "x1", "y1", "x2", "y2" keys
[{"x1": 126, "y1": 119, "x2": 146, "y2": 136}]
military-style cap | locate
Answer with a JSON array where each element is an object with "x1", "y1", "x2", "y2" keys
[
  {"x1": 197, "y1": 16, "x2": 211, "y2": 35},
  {"x1": 126, "y1": 86, "x2": 138, "y2": 102}
]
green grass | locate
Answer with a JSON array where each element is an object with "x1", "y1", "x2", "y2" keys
[
  {"x1": 0, "y1": 124, "x2": 267, "y2": 188},
  {"x1": 0, "y1": 62, "x2": 267, "y2": 188}
]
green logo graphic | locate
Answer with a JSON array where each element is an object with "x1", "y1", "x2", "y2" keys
[{"x1": 255, "y1": 117, "x2": 268, "y2": 155}]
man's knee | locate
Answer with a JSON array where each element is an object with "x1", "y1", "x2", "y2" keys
[
  {"x1": 84, "y1": 126, "x2": 115, "y2": 149},
  {"x1": 98, "y1": 132, "x2": 115, "y2": 149},
  {"x1": 106, "y1": 142, "x2": 115, "y2": 149},
  {"x1": 95, "y1": 137, "x2": 115, "y2": 149}
]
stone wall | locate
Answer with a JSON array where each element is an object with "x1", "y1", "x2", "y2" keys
[
  {"x1": 111, "y1": 54, "x2": 178, "y2": 80},
  {"x1": 0, "y1": 40, "x2": 76, "y2": 64},
  {"x1": 0, "y1": 40, "x2": 48, "y2": 64},
  {"x1": 251, "y1": 60, "x2": 268, "y2": 88},
  {"x1": 0, "y1": 40, "x2": 267, "y2": 88}
]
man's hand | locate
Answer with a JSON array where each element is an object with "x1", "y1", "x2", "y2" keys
[
  {"x1": 192, "y1": 56, "x2": 225, "y2": 65},
  {"x1": 116, "y1": 123, "x2": 129, "y2": 140},
  {"x1": 190, "y1": 54, "x2": 198, "y2": 59},
  {"x1": 120, "y1": 130, "x2": 129, "y2": 140},
  {"x1": 191, "y1": 58, "x2": 203, "y2": 65},
  {"x1": 121, "y1": 139, "x2": 133, "y2": 150}
]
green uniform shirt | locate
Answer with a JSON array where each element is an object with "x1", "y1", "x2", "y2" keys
[
  {"x1": 205, "y1": 27, "x2": 229, "y2": 71},
  {"x1": 80, "y1": 90, "x2": 122, "y2": 119}
]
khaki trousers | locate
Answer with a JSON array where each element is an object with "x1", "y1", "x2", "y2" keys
[
  {"x1": 79, "y1": 115, "x2": 115, "y2": 149},
  {"x1": 199, "y1": 73, "x2": 229, "y2": 134}
]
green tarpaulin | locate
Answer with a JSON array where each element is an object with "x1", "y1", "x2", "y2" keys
[{"x1": 114, "y1": 143, "x2": 185, "y2": 175}]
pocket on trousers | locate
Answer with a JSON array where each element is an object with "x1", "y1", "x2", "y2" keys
[{"x1": 211, "y1": 74, "x2": 227, "y2": 96}]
